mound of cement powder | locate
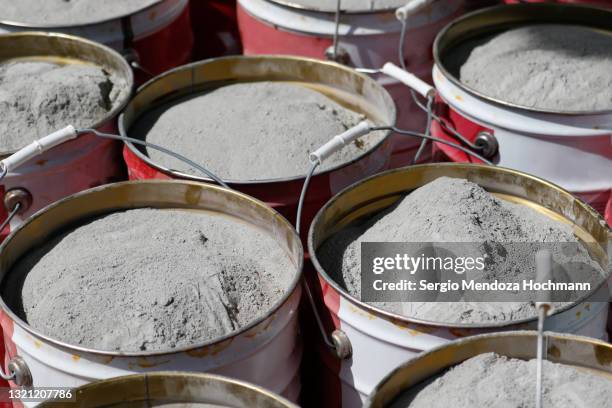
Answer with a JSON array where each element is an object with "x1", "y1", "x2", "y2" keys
[
  {"x1": 317, "y1": 177, "x2": 604, "y2": 324},
  {"x1": 399, "y1": 352, "x2": 612, "y2": 408},
  {"x1": 0, "y1": 61, "x2": 127, "y2": 152},
  {"x1": 2, "y1": 208, "x2": 295, "y2": 352},
  {"x1": 277, "y1": 0, "x2": 408, "y2": 12},
  {"x1": 131, "y1": 81, "x2": 384, "y2": 181},
  {"x1": 0, "y1": 0, "x2": 158, "y2": 26},
  {"x1": 460, "y1": 25, "x2": 612, "y2": 111}
]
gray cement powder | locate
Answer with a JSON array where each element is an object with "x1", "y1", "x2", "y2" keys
[
  {"x1": 131, "y1": 82, "x2": 384, "y2": 181},
  {"x1": 399, "y1": 353, "x2": 612, "y2": 408},
  {"x1": 2, "y1": 208, "x2": 295, "y2": 352},
  {"x1": 0, "y1": 61, "x2": 127, "y2": 152},
  {"x1": 317, "y1": 177, "x2": 605, "y2": 324},
  {"x1": 0, "y1": 0, "x2": 158, "y2": 26},
  {"x1": 460, "y1": 25, "x2": 612, "y2": 111}
]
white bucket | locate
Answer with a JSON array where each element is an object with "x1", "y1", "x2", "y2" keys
[
  {"x1": 0, "y1": 181, "x2": 303, "y2": 407},
  {"x1": 425, "y1": 4, "x2": 612, "y2": 201},
  {"x1": 307, "y1": 163, "x2": 612, "y2": 407}
]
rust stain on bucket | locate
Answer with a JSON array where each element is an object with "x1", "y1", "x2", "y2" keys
[
  {"x1": 595, "y1": 345, "x2": 612, "y2": 366},
  {"x1": 71, "y1": 355, "x2": 81, "y2": 362},
  {"x1": 186, "y1": 339, "x2": 234, "y2": 358},
  {"x1": 184, "y1": 185, "x2": 203, "y2": 205},
  {"x1": 129, "y1": 357, "x2": 171, "y2": 369},
  {"x1": 548, "y1": 345, "x2": 561, "y2": 359}
]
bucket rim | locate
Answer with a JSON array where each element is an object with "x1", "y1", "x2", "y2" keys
[
  {"x1": 0, "y1": 0, "x2": 178, "y2": 29},
  {"x1": 307, "y1": 162, "x2": 612, "y2": 330},
  {"x1": 0, "y1": 31, "x2": 134, "y2": 158},
  {"x1": 258, "y1": 0, "x2": 406, "y2": 15},
  {"x1": 363, "y1": 330, "x2": 612, "y2": 408},
  {"x1": 37, "y1": 371, "x2": 299, "y2": 407},
  {"x1": 0, "y1": 179, "x2": 305, "y2": 357},
  {"x1": 118, "y1": 54, "x2": 395, "y2": 186},
  {"x1": 433, "y1": 3, "x2": 612, "y2": 116}
]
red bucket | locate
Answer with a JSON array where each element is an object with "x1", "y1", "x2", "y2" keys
[
  {"x1": 0, "y1": 33, "x2": 133, "y2": 242},
  {"x1": 119, "y1": 56, "x2": 396, "y2": 236},
  {"x1": 237, "y1": 0, "x2": 464, "y2": 167}
]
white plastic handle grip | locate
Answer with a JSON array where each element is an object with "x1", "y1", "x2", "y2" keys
[
  {"x1": 310, "y1": 121, "x2": 371, "y2": 163},
  {"x1": 535, "y1": 249, "x2": 553, "y2": 311},
  {"x1": 381, "y1": 62, "x2": 435, "y2": 99},
  {"x1": 1, "y1": 125, "x2": 78, "y2": 172},
  {"x1": 395, "y1": 0, "x2": 434, "y2": 21}
]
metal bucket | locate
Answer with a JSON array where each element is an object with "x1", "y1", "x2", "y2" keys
[
  {"x1": 307, "y1": 163, "x2": 611, "y2": 406},
  {"x1": 426, "y1": 4, "x2": 612, "y2": 223},
  {"x1": 0, "y1": 180, "x2": 303, "y2": 406},
  {"x1": 364, "y1": 331, "x2": 612, "y2": 408},
  {"x1": 0, "y1": 0, "x2": 193, "y2": 77},
  {"x1": 120, "y1": 55, "x2": 396, "y2": 231},
  {"x1": 37, "y1": 372, "x2": 298, "y2": 408},
  {"x1": 0, "y1": 32, "x2": 133, "y2": 240},
  {"x1": 236, "y1": 0, "x2": 464, "y2": 167}
]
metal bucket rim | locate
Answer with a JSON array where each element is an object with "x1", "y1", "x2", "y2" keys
[
  {"x1": 0, "y1": 0, "x2": 172, "y2": 29},
  {"x1": 261, "y1": 0, "x2": 403, "y2": 14},
  {"x1": 0, "y1": 179, "x2": 305, "y2": 357},
  {"x1": 307, "y1": 162, "x2": 611, "y2": 329},
  {"x1": 433, "y1": 3, "x2": 612, "y2": 116},
  {"x1": 364, "y1": 330, "x2": 612, "y2": 408},
  {"x1": 37, "y1": 371, "x2": 298, "y2": 407},
  {"x1": 0, "y1": 31, "x2": 134, "y2": 158},
  {"x1": 119, "y1": 54, "x2": 395, "y2": 185}
]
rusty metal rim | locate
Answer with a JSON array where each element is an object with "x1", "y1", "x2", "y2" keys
[
  {"x1": 364, "y1": 330, "x2": 612, "y2": 408},
  {"x1": 0, "y1": 31, "x2": 134, "y2": 158},
  {"x1": 0, "y1": 180, "x2": 304, "y2": 357},
  {"x1": 307, "y1": 162, "x2": 611, "y2": 329},
  {"x1": 0, "y1": 0, "x2": 167, "y2": 29},
  {"x1": 119, "y1": 55, "x2": 394, "y2": 185},
  {"x1": 433, "y1": 3, "x2": 612, "y2": 116},
  {"x1": 38, "y1": 371, "x2": 298, "y2": 407},
  {"x1": 262, "y1": 0, "x2": 402, "y2": 15}
]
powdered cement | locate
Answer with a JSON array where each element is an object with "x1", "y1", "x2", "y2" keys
[
  {"x1": 396, "y1": 352, "x2": 612, "y2": 408},
  {"x1": 2, "y1": 208, "x2": 296, "y2": 352},
  {"x1": 0, "y1": 60, "x2": 127, "y2": 152},
  {"x1": 131, "y1": 81, "x2": 384, "y2": 181},
  {"x1": 460, "y1": 24, "x2": 612, "y2": 111},
  {"x1": 0, "y1": 0, "x2": 159, "y2": 26},
  {"x1": 317, "y1": 177, "x2": 605, "y2": 324}
]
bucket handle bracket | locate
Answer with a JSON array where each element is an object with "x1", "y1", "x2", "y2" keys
[
  {"x1": 302, "y1": 278, "x2": 352, "y2": 360},
  {"x1": 1, "y1": 356, "x2": 32, "y2": 387}
]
